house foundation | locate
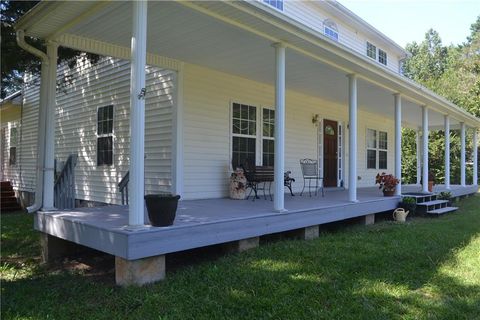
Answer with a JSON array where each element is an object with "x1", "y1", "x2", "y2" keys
[
  {"x1": 40, "y1": 233, "x2": 79, "y2": 263},
  {"x1": 363, "y1": 213, "x2": 375, "y2": 225},
  {"x1": 115, "y1": 255, "x2": 166, "y2": 286},
  {"x1": 225, "y1": 236, "x2": 260, "y2": 254}
]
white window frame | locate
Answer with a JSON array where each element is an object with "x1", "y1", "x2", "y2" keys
[
  {"x1": 230, "y1": 101, "x2": 275, "y2": 169},
  {"x1": 366, "y1": 41, "x2": 377, "y2": 60},
  {"x1": 9, "y1": 127, "x2": 18, "y2": 166},
  {"x1": 96, "y1": 105, "x2": 115, "y2": 167},
  {"x1": 324, "y1": 25, "x2": 339, "y2": 42},
  {"x1": 263, "y1": 0, "x2": 283, "y2": 11},
  {"x1": 366, "y1": 41, "x2": 388, "y2": 66},
  {"x1": 366, "y1": 128, "x2": 388, "y2": 170},
  {"x1": 261, "y1": 107, "x2": 275, "y2": 167},
  {"x1": 378, "y1": 49, "x2": 388, "y2": 66}
]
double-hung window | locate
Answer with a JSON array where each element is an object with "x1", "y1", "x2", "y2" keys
[
  {"x1": 366, "y1": 128, "x2": 388, "y2": 170},
  {"x1": 367, "y1": 42, "x2": 377, "y2": 60},
  {"x1": 366, "y1": 42, "x2": 388, "y2": 66},
  {"x1": 263, "y1": 0, "x2": 283, "y2": 11},
  {"x1": 232, "y1": 103, "x2": 257, "y2": 169},
  {"x1": 9, "y1": 127, "x2": 17, "y2": 166},
  {"x1": 378, "y1": 49, "x2": 387, "y2": 66},
  {"x1": 97, "y1": 105, "x2": 114, "y2": 166},
  {"x1": 262, "y1": 108, "x2": 275, "y2": 167},
  {"x1": 231, "y1": 103, "x2": 275, "y2": 169}
]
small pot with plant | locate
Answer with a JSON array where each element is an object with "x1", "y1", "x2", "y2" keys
[
  {"x1": 375, "y1": 172, "x2": 399, "y2": 196},
  {"x1": 437, "y1": 191, "x2": 452, "y2": 206},
  {"x1": 400, "y1": 196, "x2": 417, "y2": 216}
]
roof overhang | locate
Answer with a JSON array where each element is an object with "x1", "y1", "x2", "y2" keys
[{"x1": 15, "y1": 0, "x2": 480, "y2": 129}]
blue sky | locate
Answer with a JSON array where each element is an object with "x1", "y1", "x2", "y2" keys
[{"x1": 340, "y1": 0, "x2": 480, "y2": 48}]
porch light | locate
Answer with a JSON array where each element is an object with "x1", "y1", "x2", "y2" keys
[{"x1": 312, "y1": 114, "x2": 320, "y2": 125}]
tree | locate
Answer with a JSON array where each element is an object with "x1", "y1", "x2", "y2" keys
[
  {"x1": 1, "y1": 0, "x2": 98, "y2": 98},
  {"x1": 402, "y1": 17, "x2": 480, "y2": 185}
]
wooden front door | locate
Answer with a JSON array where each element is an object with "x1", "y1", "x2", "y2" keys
[{"x1": 323, "y1": 119, "x2": 338, "y2": 187}]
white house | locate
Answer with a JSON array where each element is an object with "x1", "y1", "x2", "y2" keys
[{"x1": 5, "y1": 0, "x2": 479, "y2": 285}]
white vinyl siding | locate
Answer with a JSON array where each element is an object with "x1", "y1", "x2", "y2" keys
[
  {"x1": 280, "y1": 1, "x2": 401, "y2": 74},
  {"x1": 15, "y1": 58, "x2": 176, "y2": 204},
  {"x1": 182, "y1": 63, "x2": 395, "y2": 200}
]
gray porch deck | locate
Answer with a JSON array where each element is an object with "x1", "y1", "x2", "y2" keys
[{"x1": 35, "y1": 185, "x2": 477, "y2": 260}]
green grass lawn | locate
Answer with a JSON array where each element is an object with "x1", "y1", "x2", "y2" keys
[{"x1": 2, "y1": 195, "x2": 480, "y2": 320}]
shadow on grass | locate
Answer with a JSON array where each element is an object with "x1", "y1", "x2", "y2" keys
[{"x1": 1, "y1": 196, "x2": 479, "y2": 319}]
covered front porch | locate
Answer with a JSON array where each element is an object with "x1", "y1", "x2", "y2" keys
[{"x1": 35, "y1": 184, "x2": 477, "y2": 261}]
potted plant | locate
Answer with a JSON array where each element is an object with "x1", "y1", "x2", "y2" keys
[
  {"x1": 437, "y1": 191, "x2": 452, "y2": 206},
  {"x1": 400, "y1": 196, "x2": 417, "y2": 216},
  {"x1": 229, "y1": 168, "x2": 247, "y2": 200},
  {"x1": 144, "y1": 193, "x2": 181, "y2": 227},
  {"x1": 375, "y1": 172, "x2": 399, "y2": 196},
  {"x1": 428, "y1": 171, "x2": 435, "y2": 192}
]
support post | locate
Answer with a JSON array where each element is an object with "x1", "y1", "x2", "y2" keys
[
  {"x1": 273, "y1": 43, "x2": 286, "y2": 212},
  {"x1": 416, "y1": 130, "x2": 421, "y2": 185},
  {"x1": 422, "y1": 106, "x2": 429, "y2": 193},
  {"x1": 347, "y1": 74, "x2": 357, "y2": 202},
  {"x1": 42, "y1": 42, "x2": 59, "y2": 210},
  {"x1": 129, "y1": 0, "x2": 148, "y2": 226},
  {"x1": 444, "y1": 115, "x2": 450, "y2": 189},
  {"x1": 473, "y1": 129, "x2": 478, "y2": 186},
  {"x1": 394, "y1": 94, "x2": 402, "y2": 195},
  {"x1": 460, "y1": 122, "x2": 466, "y2": 187}
]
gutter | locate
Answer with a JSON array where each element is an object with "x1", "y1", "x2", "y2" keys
[{"x1": 16, "y1": 29, "x2": 49, "y2": 213}]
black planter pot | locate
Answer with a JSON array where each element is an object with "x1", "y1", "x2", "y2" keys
[
  {"x1": 400, "y1": 202, "x2": 417, "y2": 216},
  {"x1": 145, "y1": 194, "x2": 181, "y2": 227}
]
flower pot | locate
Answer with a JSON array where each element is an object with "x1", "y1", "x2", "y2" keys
[
  {"x1": 428, "y1": 181, "x2": 434, "y2": 192},
  {"x1": 230, "y1": 168, "x2": 247, "y2": 200},
  {"x1": 144, "y1": 194, "x2": 180, "y2": 227},
  {"x1": 393, "y1": 208, "x2": 409, "y2": 222},
  {"x1": 383, "y1": 189, "x2": 395, "y2": 197},
  {"x1": 400, "y1": 202, "x2": 417, "y2": 216}
]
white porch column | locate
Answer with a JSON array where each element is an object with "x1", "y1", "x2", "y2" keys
[
  {"x1": 42, "y1": 41, "x2": 59, "y2": 210},
  {"x1": 416, "y1": 130, "x2": 421, "y2": 185},
  {"x1": 347, "y1": 74, "x2": 357, "y2": 202},
  {"x1": 394, "y1": 94, "x2": 402, "y2": 195},
  {"x1": 273, "y1": 43, "x2": 286, "y2": 212},
  {"x1": 460, "y1": 122, "x2": 466, "y2": 187},
  {"x1": 473, "y1": 129, "x2": 478, "y2": 186},
  {"x1": 422, "y1": 106, "x2": 429, "y2": 193},
  {"x1": 129, "y1": 0, "x2": 148, "y2": 226},
  {"x1": 444, "y1": 115, "x2": 450, "y2": 190}
]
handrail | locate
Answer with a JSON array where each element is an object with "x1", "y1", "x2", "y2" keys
[
  {"x1": 54, "y1": 154, "x2": 78, "y2": 209},
  {"x1": 118, "y1": 171, "x2": 129, "y2": 205}
]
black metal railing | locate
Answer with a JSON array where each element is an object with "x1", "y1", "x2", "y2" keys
[
  {"x1": 118, "y1": 171, "x2": 129, "y2": 205},
  {"x1": 54, "y1": 154, "x2": 78, "y2": 209}
]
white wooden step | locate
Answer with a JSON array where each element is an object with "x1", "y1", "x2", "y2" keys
[
  {"x1": 417, "y1": 200, "x2": 448, "y2": 207},
  {"x1": 427, "y1": 207, "x2": 458, "y2": 215}
]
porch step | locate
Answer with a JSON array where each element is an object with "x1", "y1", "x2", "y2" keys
[
  {"x1": 427, "y1": 207, "x2": 458, "y2": 215},
  {"x1": 417, "y1": 200, "x2": 448, "y2": 207},
  {"x1": 0, "y1": 181, "x2": 22, "y2": 212}
]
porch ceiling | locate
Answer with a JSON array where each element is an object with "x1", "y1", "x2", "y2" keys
[{"x1": 17, "y1": 1, "x2": 478, "y2": 129}]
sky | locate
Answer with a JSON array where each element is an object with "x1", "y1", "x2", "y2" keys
[{"x1": 339, "y1": 0, "x2": 480, "y2": 48}]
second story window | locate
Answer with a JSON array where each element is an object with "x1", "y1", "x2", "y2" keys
[
  {"x1": 324, "y1": 19, "x2": 339, "y2": 42},
  {"x1": 378, "y1": 49, "x2": 387, "y2": 66},
  {"x1": 263, "y1": 0, "x2": 283, "y2": 11},
  {"x1": 367, "y1": 42, "x2": 377, "y2": 60}
]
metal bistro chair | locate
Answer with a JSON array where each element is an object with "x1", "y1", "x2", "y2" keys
[{"x1": 299, "y1": 159, "x2": 324, "y2": 197}]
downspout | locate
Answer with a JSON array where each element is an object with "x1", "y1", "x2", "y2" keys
[{"x1": 16, "y1": 29, "x2": 49, "y2": 213}]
